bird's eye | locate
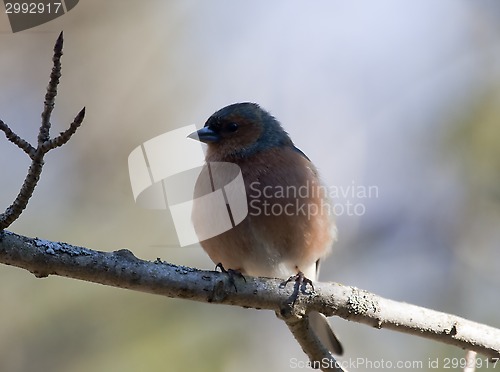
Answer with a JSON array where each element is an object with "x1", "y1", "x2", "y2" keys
[{"x1": 226, "y1": 122, "x2": 239, "y2": 132}]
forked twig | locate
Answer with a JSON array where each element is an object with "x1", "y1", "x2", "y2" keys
[{"x1": 0, "y1": 32, "x2": 85, "y2": 230}]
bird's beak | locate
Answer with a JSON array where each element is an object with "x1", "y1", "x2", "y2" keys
[{"x1": 187, "y1": 127, "x2": 221, "y2": 143}]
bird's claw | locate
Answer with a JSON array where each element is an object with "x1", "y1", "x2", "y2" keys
[
  {"x1": 280, "y1": 271, "x2": 315, "y2": 306},
  {"x1": 215, "y1": 263, "x2": 246, "y2": 292}
]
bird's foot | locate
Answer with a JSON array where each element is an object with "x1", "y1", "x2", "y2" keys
[
  {"x1": 215, "y1": 263, "x2": 246, "y2": 292},
  {"x1": 280, "y1": 271, "x2": 315, "y2": 306}
]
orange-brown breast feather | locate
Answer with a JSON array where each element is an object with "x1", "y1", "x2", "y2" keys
[{"x1": 194, "y1": 146, "x2": 334, "y2": 278}]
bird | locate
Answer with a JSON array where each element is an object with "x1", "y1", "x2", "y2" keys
[{"x1": 188, "y1": 102, "x2": 343, "y2": 355}]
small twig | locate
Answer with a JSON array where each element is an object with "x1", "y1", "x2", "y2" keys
[
  {"x1": 38, "y1": 31, "x2": 63, "y2": 146},
  {"x1": 0, "y1": 120, "x2": 36, "y2": 158},
  {"x1": 41, "y1": 107, "x2": 86, "y2": 152},
  {"x1": 0, "y1": 32, "x2": 85, "y2": 230}
]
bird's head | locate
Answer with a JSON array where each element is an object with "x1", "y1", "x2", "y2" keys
[{"x1": 188, "y1": 102, "x2": 293, "y2": 160}]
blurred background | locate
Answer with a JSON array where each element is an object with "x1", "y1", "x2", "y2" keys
[{"x1": 1, "y1": 1, "x2": 499, "y2": 371}]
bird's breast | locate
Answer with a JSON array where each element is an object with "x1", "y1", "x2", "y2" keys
[{"x1": 194, "y1": 146, "x2": 335, "y2": 278}]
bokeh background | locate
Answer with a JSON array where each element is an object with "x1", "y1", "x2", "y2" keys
[{"x1": 1, "y1": 1, "x2": 499, "y2": 371}]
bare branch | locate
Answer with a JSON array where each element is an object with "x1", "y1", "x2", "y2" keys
[
  {"x1": 0, "y1": 32, "x2": 85, "y2": 230},
  {"x1": 41, "y1": 107, "x2": 85, "y2": 152},
  {"x1": 0, "y1": 154, "x2": 44, "y2": 229},
  {"x1": 1, "y1": 229, "x2": 499, "y2": 369},
  {"x1": 38, "y1": 31, "x2": 63, "y2": 146},
  {"x1": 0, "y1": 119, "x2": 36, "y2": 157},
  {"x1": 284, "y1": 314, "x2": 346, "y2": 371}
]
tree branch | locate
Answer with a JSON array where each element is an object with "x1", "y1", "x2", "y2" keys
[
  {"x1": 41, "y1": 107, "x2": 86, "y2": 152},
  {"x1": 38, "y1": 31, "x2": 63, "y2": 146},
  {"x1": 283, "y1": 313, "x2": 345, "y2": 371},
  {"x1": 0, "y1": 119, "x2": 35, "y2": 157},
  {"x1": 1, "y1": 230, "x2": 499, "y2": 368},
  {"x1": 0, "y1": 32, "x2": 85, "y2": 230}
]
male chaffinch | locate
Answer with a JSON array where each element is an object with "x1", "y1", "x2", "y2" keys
[{"x1": 188, "y1": 102, "x2": 343, "y2": 355}]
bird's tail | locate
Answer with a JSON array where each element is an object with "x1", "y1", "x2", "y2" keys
[{"x1": 308, "y1": 311, "x2": 343, "y2": 355}]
